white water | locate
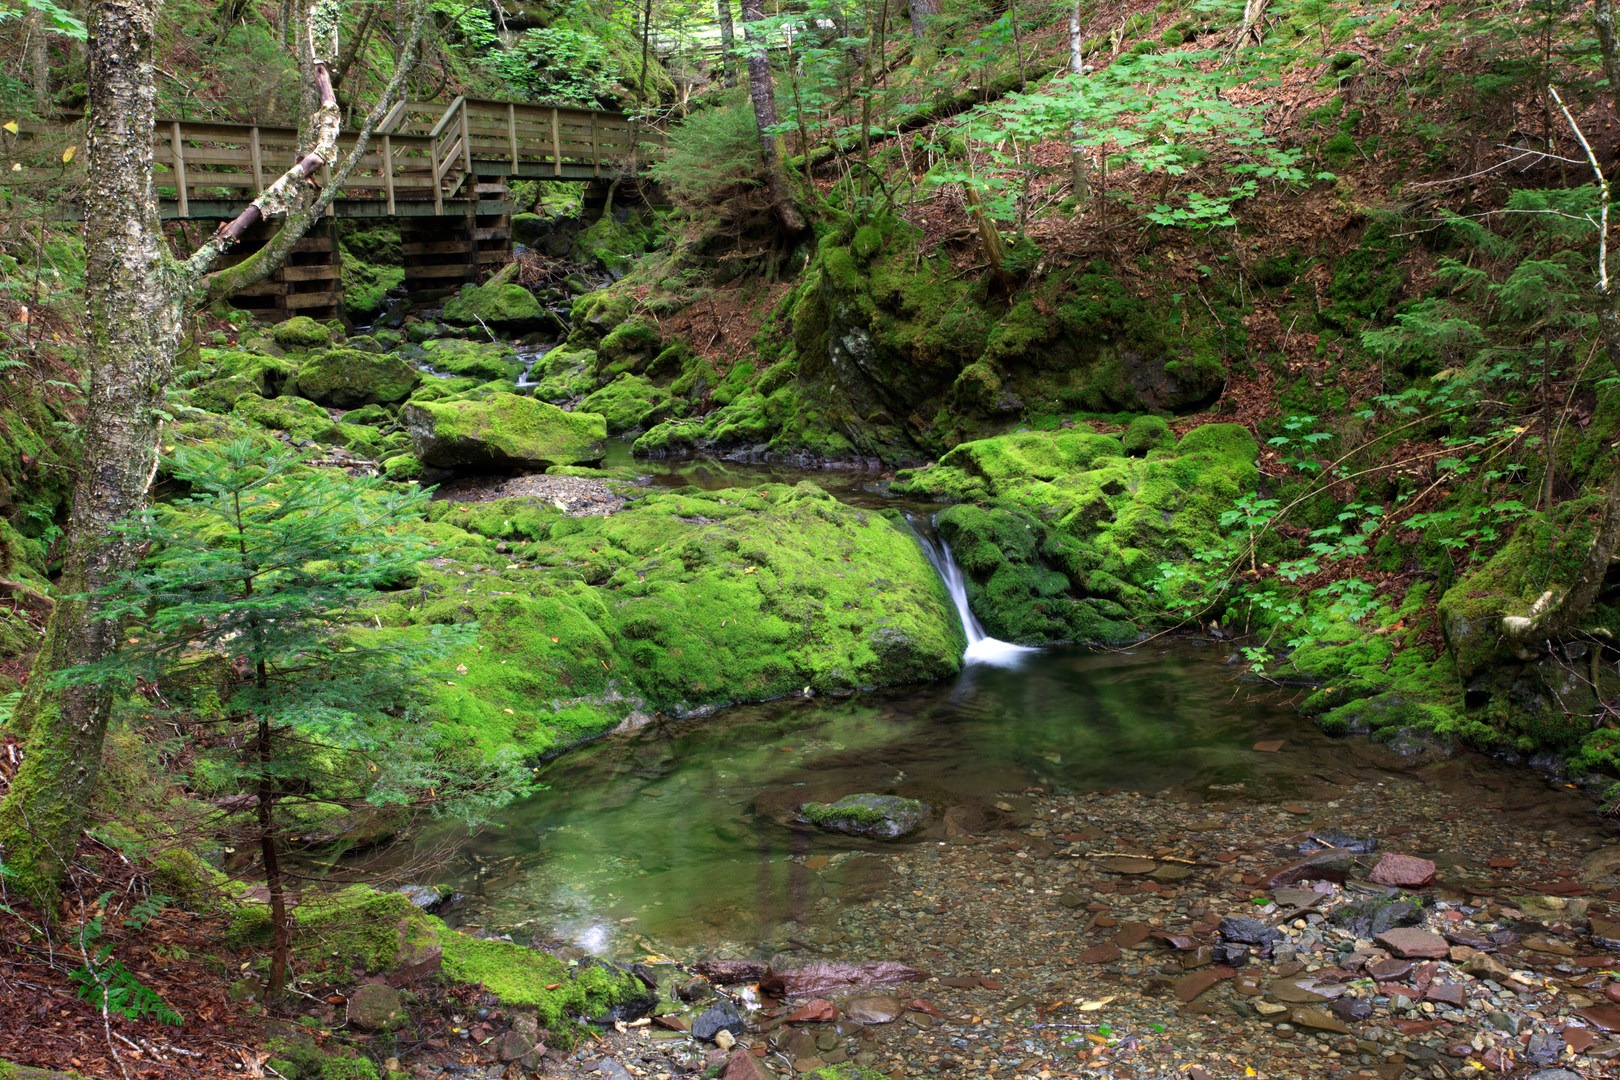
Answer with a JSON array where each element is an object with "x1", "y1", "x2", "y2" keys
[{"x1": 914, "y1": 523, "x2": 1038, "y2": 668}]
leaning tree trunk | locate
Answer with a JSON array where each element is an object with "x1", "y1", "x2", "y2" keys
[
  {"x1": 0, "y1": 0, "x2": 429, "y2": 903},
  {"x1": 0, "y1": 0, "x2": 183, "y2": 900},
  {"x1": 740, "y1": 0, "x2": 805, "y2": 233}
]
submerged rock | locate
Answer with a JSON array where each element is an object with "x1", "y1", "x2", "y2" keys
[
  {"x1": 690, "y1": 999, "x2": 746, "y2": 1042},
  {"x1": 402, "y1": 393, "x2": 606, "y2": 470},
  {"x1": 798, "y1": 793, "x2": 931, "y2": 839}
]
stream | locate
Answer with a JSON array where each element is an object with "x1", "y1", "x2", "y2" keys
[{"x1": 383, "y1": 451, "x2": 1615, "y2": 969}]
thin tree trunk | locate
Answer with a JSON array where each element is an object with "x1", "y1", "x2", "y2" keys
[
  {"x1": 0, "y1": 0, "x2": 183, "y2": 900},
  {"x1": 1232, "y1": 0, "x2": 1270, "y2": 53},
  {"x1": 740, "y1": 0, "x2": 805, "y2": 233},
  {"x1": 1070, "y1": 0, "x2": 1083, "y2": 74},
  {"x1": 23, "y1": 9, "x2": 50, "y2": 113},
  {"x1": 1598, "y1": 0, "x2": 1620, "y2": 123},
  {"x1": 716, "y1": 0, "x2": 736, "y2": 87}
]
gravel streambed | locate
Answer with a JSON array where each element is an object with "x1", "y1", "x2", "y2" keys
[{"x1": 500, "y1": 764, "x2": 1620, "y2": 1080}]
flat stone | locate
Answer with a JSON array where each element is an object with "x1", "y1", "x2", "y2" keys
[
  {"x1": 721, "y1": 1050, "x2": 778, "y2": 1080},
  {"x1": 1369, "y1": 853, "x2": 1437, "y2": 888},
  {"x1": 1097, "y1": 856, "x2": 1157, "y2": 875},
  {"x1": 784, "y1": 999, "x2": 837, "y2": 1023},
  {"x1": 1291, "y1": 1007, "x2": 1352, "y2": 1034},
  {"x1": 1564, "y1": 1027, "x2": 1597, "y2": 1052},
  {"x1": 347, "y1": 983, "x2": 406, "y2": 1032},
  {"x1": 1367, "y1": 958, "x2": 1413, "y2": 981},
  {"x1": 1579, "y1": 846, "x2": 1620, "y2": 884},
  {"x1": 1269, "y1": 978, "x2": 1331, "y2": 1004},
  {"x1": 1576, "y1": 1004, "x2": 1620, "y2": 1032},
  {"x1": 1080, "y1": 943, "x2": 1121, "y2": 964},
  {"x1": 1114, "y1": 922, "x2": 1153, "y2": 947},
  {"x1": 1174, "y1": 966, "x2": 1234, "y2": 1002},
  {"x1": 1376, "y1": 928, "x2": 1449, "y2": 959},
  {"x1": 840, "y1": 995, "x2": 903, "y2": 1024},
  {"x1": 1252, "y1": 739, "x2": 1286, "y2": 752},
  {"x1": 1425, "y1": 983, "x2": 1466, "y2": 1008}
]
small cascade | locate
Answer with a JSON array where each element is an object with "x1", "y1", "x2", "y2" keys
[
  {"x1": 515, "y1": 345, "x2": 551, "y2": 392},
  {"x1": 911, "y1": 517, "x2": 1037, "y2": 668}
]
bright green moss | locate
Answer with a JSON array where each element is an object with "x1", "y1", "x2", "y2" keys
[
  {"x1": 296, "y1": 347, "x2": 420, "y2": 408},
  {"x1": 232, "y1": 394, "x2": 344, "y2": 445},
  {"x1": 401, "y1": 394, "x2": 606, "y2": 470},
  {"x1": 271, "y1": 315, "x2": 333, "y2": 350},
  {"x1": 442, "y1": 282, "x2": 552, "y2": 329},
  {"x1": 417, "y1": 338, "x2": 525, "y2": 382},
  {"x1": 580, "y1": 373, "x2": 671, "y2": 433},
  {"x1": 1122, "y1": 415, "x2": 1174, "y2": 456},
  {"x1": 439, "y1": 935, "x2": 647, "y2": 1047}
]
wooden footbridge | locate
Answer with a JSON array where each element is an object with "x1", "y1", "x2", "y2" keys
[{"x1": 17, "y1": 97, "x2": 660, "y2": 321}]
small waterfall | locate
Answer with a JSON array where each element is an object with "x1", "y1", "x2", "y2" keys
[{"x1": 911, "y1": 517, "x2": 1037, "y2": 668}]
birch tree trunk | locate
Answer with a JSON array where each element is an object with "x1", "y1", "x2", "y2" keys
[
  {"x1": 0, "y1": 0, "x2": 429, "y2": 902},
  {"x1": 0, "y1": 0, "x2": 183, "y2": 899}
]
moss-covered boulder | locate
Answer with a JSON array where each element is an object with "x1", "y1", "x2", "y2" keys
[
  {"x1": 203, "y1": 347, "x2": 299, "y2": 398},
  {"x1": 379, "y1": 483, "x2": 964, "y2": 757},
  {"x1": 442, "y1": 281, "x2": 558, "y2": 332},
  {"x1": 402, "y1": 394, "x2": 606, "y2": 470},
  {"x1": 799, "y1": 793, "x2": 931, "y2": 839},
  {"x1": 416, "y1": 338, "x2": 526, "y2": 383},
  {"x1": 893, "y1": 423, "x2": 1259, "y2": 645},
  {"x1": 232, "y1": 394, "x2": 343, "y2": 445},
  {"x1": 187, "y1": 373, "x2": 262, "y2": 413},
  {"x1": 296, "y1": 347, "x2": 421, "y2": 408},
  {"x1": 527, "y1": 346, "x2": 600, "y2": 402},
  {"x1": 580, "y1": 373, "x2": 671, "y2": 433},
  {"x1": 270, "y1": 315, "x2": 333, "y2": 350}
]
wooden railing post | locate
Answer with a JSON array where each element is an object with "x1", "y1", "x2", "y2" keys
[
  {"x1": 550, "y1": 108, "x2": 562, "y2": 176},
  {"x1": 507, "y1": 102, "x2": 519, "y2": 171},
  {"x1": 382, "y1": 133, "x2": 396, "y2": 215},
  {"x1": 249, "y1": 125, "x2": 264, "y2": 194},
  {"x1": 170, "y1": 121, "x2": 189, "y2": 217},
  {"x1": 461, "y1": 102, "x2": 472, "y2": 175},
  {"x1": 430, "y1": 129, "x2": 443, "y2": 215}
]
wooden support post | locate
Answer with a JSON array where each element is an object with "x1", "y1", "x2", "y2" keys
[
  {"x1": 551, "y1": 108, "x2": 562, "y2": 176},
  {"x1": 171, "y1": 121, "x2": 189, "y2": 217},
  {"x1": 461, "y1": 104, "x2": 473, "y2": 175},
  {"x1": 382, "y1": 133, "x2": 396, "y2": 215},
  {"x1": 431, "y1": 133, "x2": 443, "y2": 215},
  {"x1": 249, "y1": 125, "x2": 264, "y2": 194},
  {"x1": 590, "y1": 113, "x2": 599, "y2": 177},
  {"x1": 507, "y1": 102, "x2": 519, "y2": 171}
]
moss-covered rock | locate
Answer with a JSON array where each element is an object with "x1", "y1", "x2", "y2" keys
[
  {"x1": 893, "y1": 423, "x2": 1259, "y2": 645},
  {"x1": 387, "y1": 483, "x2": 963, "y2": 756},
  {"x1": 442, "y1": 282, "x2": 558, "y2": 332},
  {"x1": 296, "y1": 347, "x2": 421, "y2": 408},
  {"x1": 1122, "y1": 414, "x2": 1174, "y2": 456},
  {"x1": 232, "y1": 394, "x2": 343, "y2": 445},
  {"x1": 580, "y1": 373, "x2": 671, "y2": 433},
  {"x1": 799, "y1": 793, "x2": 931, "y2": 839},
  {"x1": 270, "y1": 315, "x2": 334, "y2": 351},
  {"x1": 416, "y1": 338, "x2": 525, "y2": 383},
  {"x1": 402, "y1": 394, "x2": 606, "y2": 470}
]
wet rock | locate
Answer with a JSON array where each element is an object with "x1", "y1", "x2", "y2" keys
[
  {"x1": 691, "y1": 999, "x2": 747, "y2": 1042},
  {"x1": 1266, "y1": 848, "x2": 1360, "y2": 886},
  {"x1": 1290, "y1": 1007, "x2": 1351, "y2": 1034},
  {"x1": 1330, "y1": 997, "x2": 1373, "y2": 1022},
  {"x1": 721, "y1": 1051, "x2": 777, "y2": 1080},
  {"x1": 761, "y1": 961, "x2": 926, "y2": 997},
  {"x1": 393, "y1": 884, "x2": 446, "y2": 912},
  {"x1": 840, "y1": 994, "x2": 904, "y2": 1024},
  {"x1": 1375, "y1": 928, "x2": 1449, "y2": 959},
  {"x1": 1580, "y1": 846, "x2": 1620, "y2": 884},
  {"x1": 1576, "y1": 1003, "x2": 1620, "y2": 1032},
  {"x1": 1212, "y1": 942, "x2": 1249, "y2": 967},
  {"x1": 1369, "y1": 853, "x2": 1437, "y2": 888},
  {"x1": 1331, "y1": 897, "x2": 1425, "y2": 938},
  {"x1": 678, "y1": 977, "x2": 715, "y2": 1002},
  {"x1": 403, "y1": 395, "x2": 606, "y2": 471},
  {"x1": 347, "y1": 983, "x2": 407, "y2": 1032},
  {"x1": 1219, "y1": 916, "x2": 1284, "y2": 949},
  {"x1": 1302, "y1": 829, "x2": 1377, "y2": 855},
  {"x1": 694, "y1": 959, "x2": 769, "y2": 985},
  {"x1": 784, "y1": 999, "x2": 838, "y2": 1023},
  {"x1": 797, "y1": 793, "x2": 931, "y2": 839}
]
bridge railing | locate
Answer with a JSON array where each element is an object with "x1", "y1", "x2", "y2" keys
[{"x1": 151, "y1": 99, "x2": 661, "y2": 217}]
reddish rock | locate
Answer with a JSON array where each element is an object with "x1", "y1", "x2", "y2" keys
[
  {"x1": 1425, "y1": 983, "x2": 1466, "y2": 1007},
  {"x1": 1564, "y1": 1026, "x2": 1597, "y2": 1052},
  {"x1": 1376, "y1": 928, "x2": 1449, "y2": 959},
  {"x1": 722, "y1": 1049, "x2": 778, "y2": 1080},
  {"x1": 1369, "y1": 853, "x2": 1436, "y2": 888},
  {"x1": 784, "y1": 999, "x2": 837, "y2": 1023},
  {"x1": 1577, "y1": 1003, "x2": 1620, "y2": 1032},
  {"x1": 1114, "y1": 922, "x2": 1152, "y2": 947},
  {"x1": 1173, "y1": 965, "x2": 1234, "y2": 1002},
  {"x1": 1367, "y1": 959, "x2": 1413, "y2": 981},
  {"x1": 1080, "y1": 943, "x2": 1122, "y2": 964}
]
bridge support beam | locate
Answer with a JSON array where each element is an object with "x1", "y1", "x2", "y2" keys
[{"x1": 167, "y1": 218, "x2": 342, "y2": 323}]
